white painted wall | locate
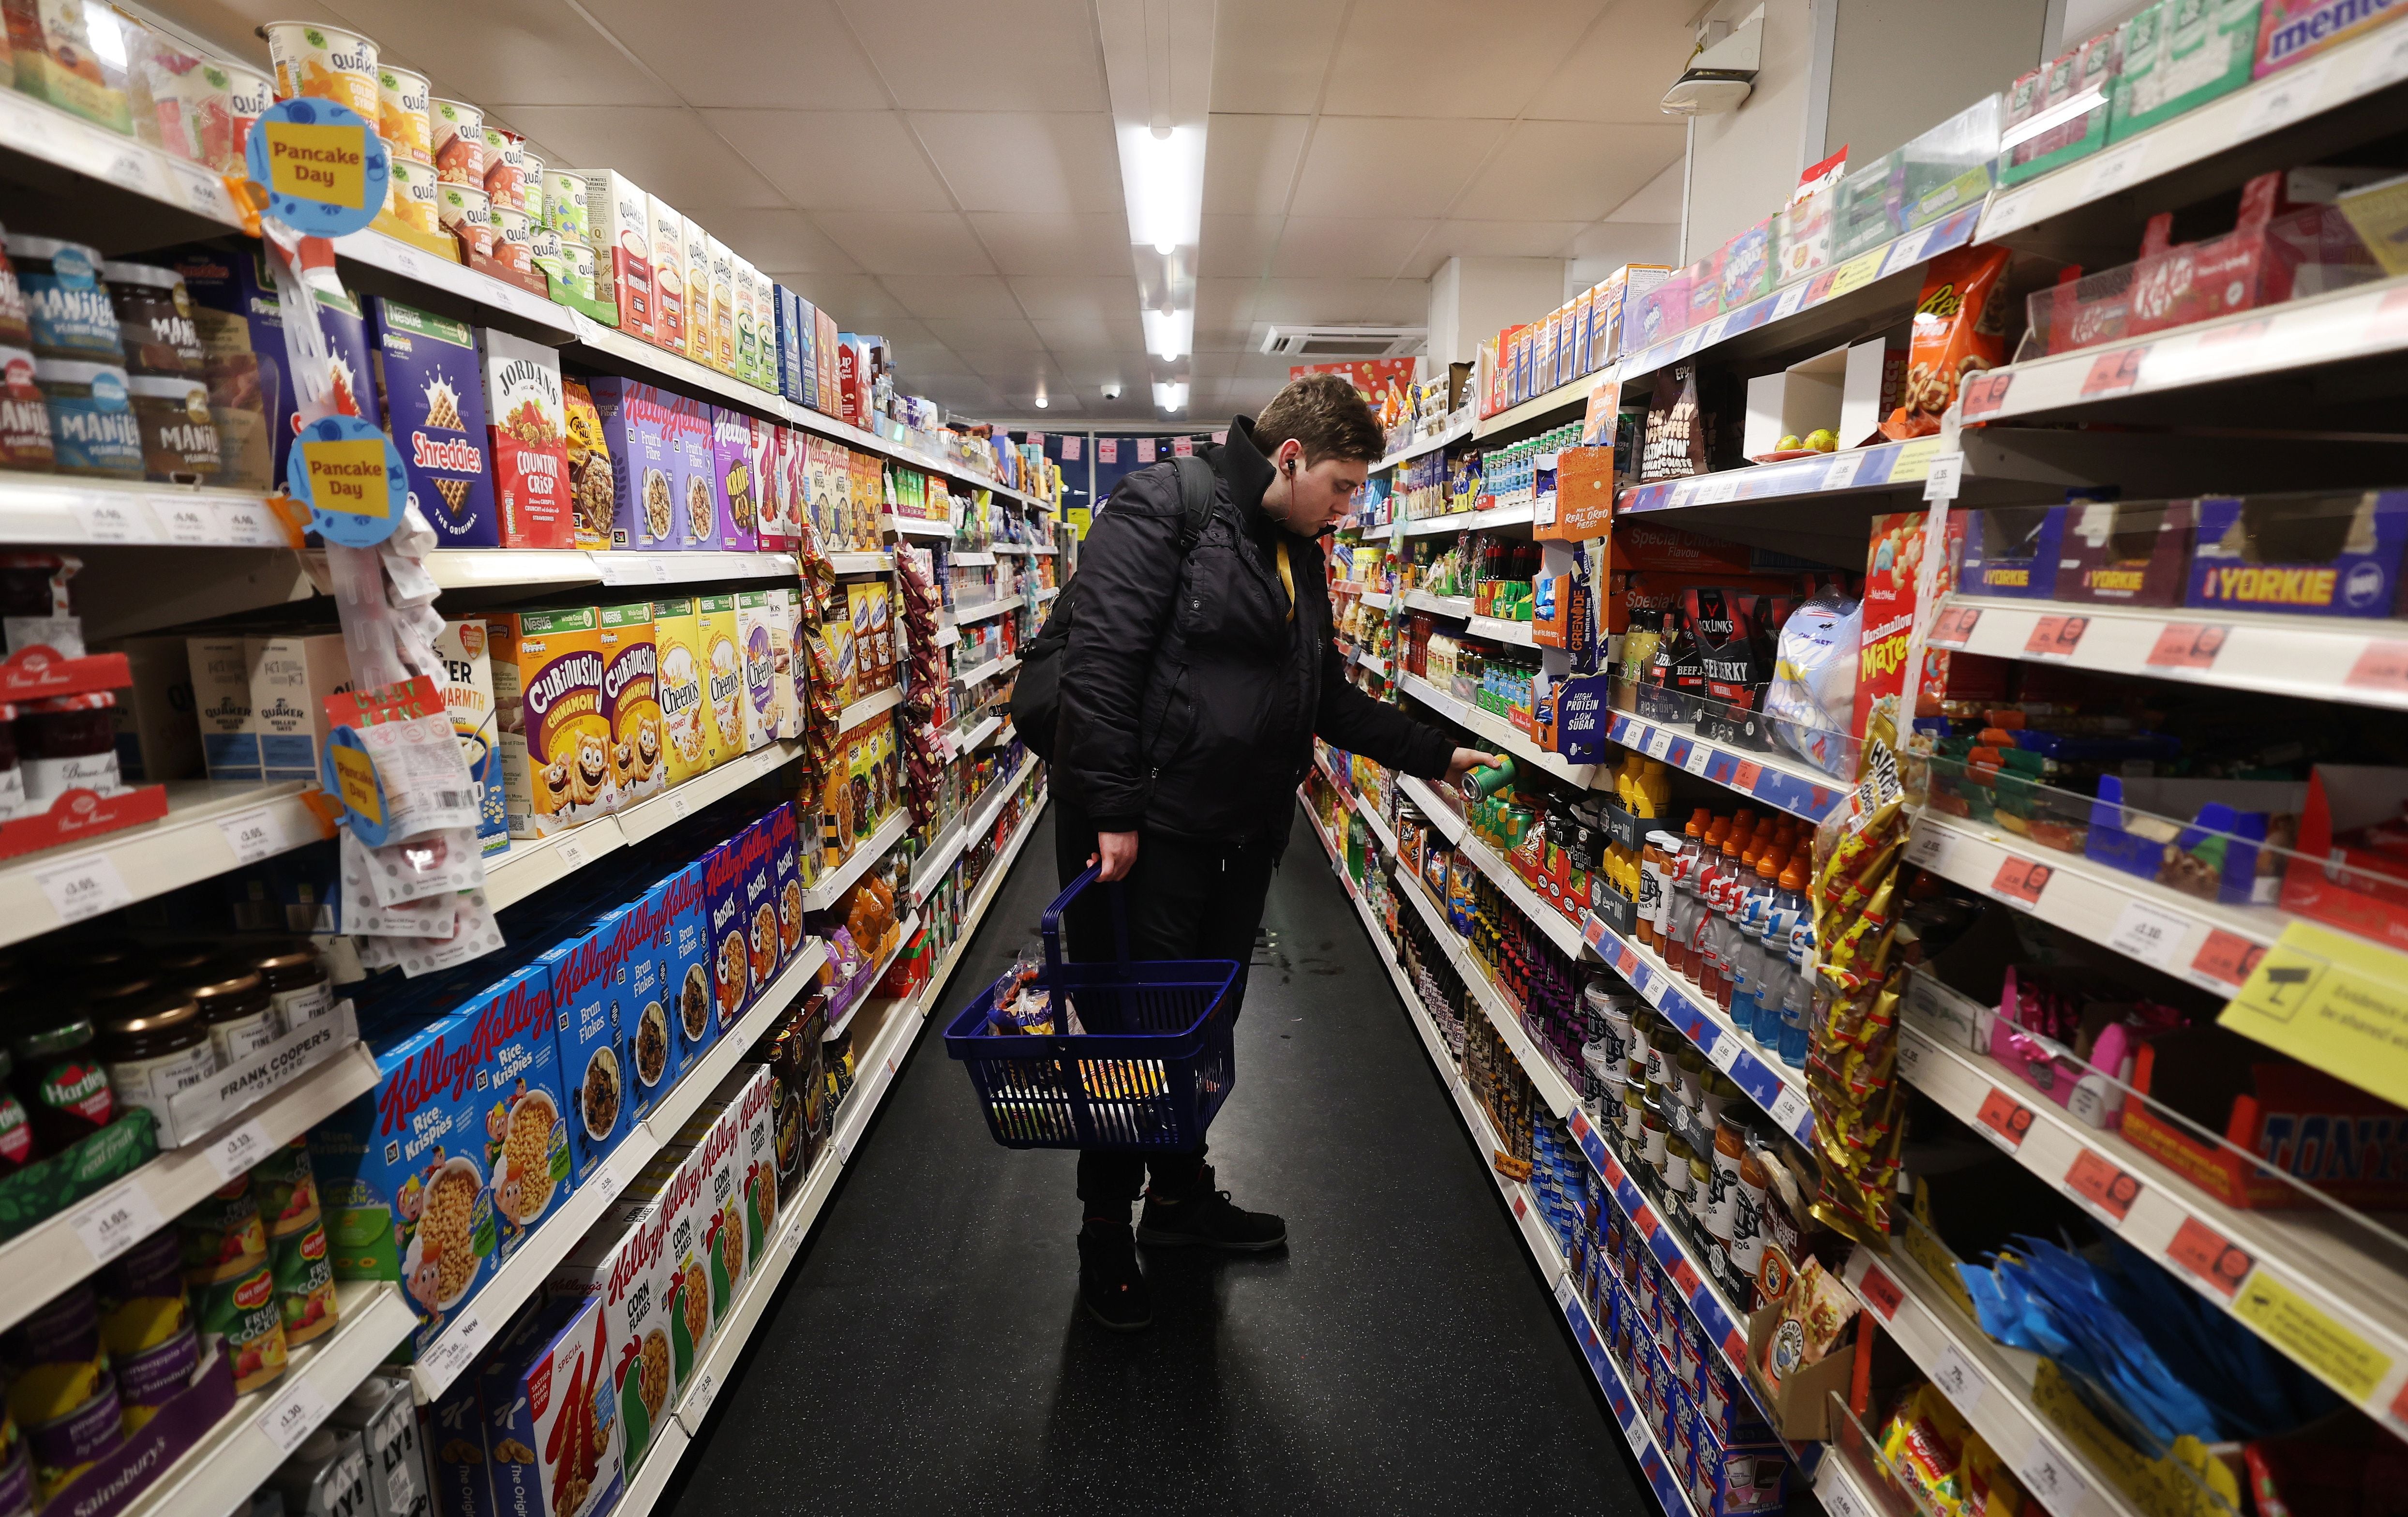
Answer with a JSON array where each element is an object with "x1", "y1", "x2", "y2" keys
[
  {"x1": 1684, "y1": 0, "x2": 1817, "y2": 255},
  {"x1": 1425, "y1": 255, "x2": 1571, "y2": 370},
  {"x1": 1823, "y1": 0, "x2": 2050, "y2": 163}
]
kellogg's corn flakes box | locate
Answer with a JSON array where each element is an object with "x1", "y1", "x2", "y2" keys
[
  {"x1": 548, "y1": 1199, "x2": 676, "y2": 1474},
  {"x1": 650, "y1": 598, "x2": 709, "y2": 786},
  {"x1": 492, "y1": 607, "x2": 612, "y2": 837}
]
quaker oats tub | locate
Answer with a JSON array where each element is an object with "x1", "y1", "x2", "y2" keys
[
  {"x1": 436, "y1": 182, "x2": 494, "y2": 261},
  {"x1": 491, "y1": 206, "x2": 534, "y2": 274},
  {"x1": 542, "y1": 169, "x2": 589, "y2": 240},
  {"x1": 482, "y1": 126, "x2": 527, "y2": 210},
  {"x1": 375, "y1": 64, "x2": 431, "y2": 163},
  {"x1": 220, "y1": 63, "x2": 276, "y2": 174},
  {"x1": 430, "y1": 98, "x2": 485, "y2": 186},
  {"x1": 388, "y1": 156, "x2": 440, "y2": 234},
  {"x1": 257, "y1": 21, "x2": 380, "y2": 119}
]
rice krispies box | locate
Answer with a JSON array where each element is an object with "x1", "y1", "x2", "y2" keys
[
  {"x1": 371, "y1": 298, "x2": 495, "y2": 547},
  {"x1": 708, "y1": 407, "x2": 759, "y2": 552},
  {"x1": 767, "y1": 802, "x2": 806, "y2": 976},
  {"x1": 548, "y1": 1198, "x2": 677, "y2": 1475},
  {"x1": 540, "y1": 907, "x2": 636, "y2": 1187},
  {"x1": 587, "y1": 377, "x2": 679, "y2": 552},
  {"x1": 598, "y1": 602, "x2": 663, "y2": 805},
  {"x1": 480, "y1": 329, "x2": 572, "y2": 549},
  {"x1": 313, "y1": 965, "x2": 572, "y2": 1356},
  {"x1": 478, "y1": 1294, "x2": 624, "y2": 1517}
]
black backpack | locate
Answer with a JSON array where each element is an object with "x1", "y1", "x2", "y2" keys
[{"x1": 1010, "y1": 455, "x2": 1217, "y2": 764}]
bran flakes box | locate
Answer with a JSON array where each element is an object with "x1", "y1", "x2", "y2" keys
[
  {"x1": 697, "y1": 594, "x2": 744, "y2": 769},
  {"x1": 654, "y1": 859, "x2": 714, "y2": 1076},
  {"x1": 736, "y1": 590, "x2": 776, "y2": 755},
  {"x1": 436, "y1": 617, "x2": 510, "y2": 858},
  {"x1": 611, "y1": 882, "x2": 678, "y2": 1114},
  {"x1": 370, "y1": 298, "x2": 495, "y2": 547},
  {"x1": 582, "y1": 169, "x2": 654, "y2": 342},
  {"x1": 767, "y1": 801, "x2": 806, "y2": 977},
  {"x1": 598, "y1": 602, "x2": 663, "y2": 805},
  {"x1": 492, "y1": 607, "x2": 612, "y2": 837},
  {"x1": 679, "y1": 217, "x2": 713, "y2": 369},
  {"x1": 708, "y1": 406, "x2": 759, "y2": 552},
  {"x1": 480, "y1": 329, "x2": 572, "y2": 549},
  {"x1": 540, "y1": 907, "x2": 636, "y2": 1187},
  {"x1": 479, "y1": 1293, "x2": 624, "y2": 1517},
  {"x1": 650, "y1": 598, "x2": 709, "y2": 786},
  {"x1": 701, "y1": 826, "x2": 759, "y2": 1032},
  {"x1": 548, "y1": 1201, "x2": 675, "y2": 1475},
  {"x1": 586, "y1": 376, "x2": 677, "y2": 552},
  {"x1": 668, "y1": 394, "x2": 718, "y2": 551},
  {"x1": 644, "y1": 195, "x2": 686, "y2": 358}
]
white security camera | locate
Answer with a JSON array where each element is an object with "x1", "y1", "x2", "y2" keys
[{"x1": 1101, "y1": 382, "x2": 1123, "y2": 399}]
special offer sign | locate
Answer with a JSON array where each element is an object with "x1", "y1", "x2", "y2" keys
[{"x1": 1290, "y1": 359, "x2": 1415, "y2": 395}]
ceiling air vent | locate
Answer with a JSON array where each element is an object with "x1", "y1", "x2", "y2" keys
[{"x1": 1257, "y1": 325, "x2": 1426, "y2": 359}]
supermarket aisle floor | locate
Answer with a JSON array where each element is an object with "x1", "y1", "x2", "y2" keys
[{"x1": 663, "y1": 806, "x2": 1650, "y2": 1517}]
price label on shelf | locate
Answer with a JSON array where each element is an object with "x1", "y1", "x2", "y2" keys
[
  {"x1": 206, "y1": 1118, "x2": 275, "y2": 1184},
  {"x1": 2166, "y1": 1217, "x2": 2254, "y2": 1299},
  {"x1": 1768, "y1": 1086, "x2": 1810, "y2": 1137},
  {"x1": 2240, "y1": 56, "x2": 2333, "y2": 136},
  {"x1": 553, "y1": 835, "x2": 591, "y2": 872},
  {"x1": 37, "y1": 852, "x2": 132, "y2": 925},
  {"x1": 1959, "y1": 369, "x2": 2014, "y2": 420},
  {"x1": 1931, "y1": 1344, "x2": 1987, "y2": 1413},
  {"x1": 1732, "y1": 760, "x2": 1764, "y2": 791},
  {"x1": 2083, "y1": 140, "x2": 2152, "y2": 198},
  {"x1": 1824, "y1": 1472, "x2": 1874, "y2": 1517},
  {"x1": 1682, "y1": 742, "x2": 1713, "y2": 777},
  {"x1": 74, "y1": 497, "x2": 155, "y2": 543},
  {"x1": 2023, "y1": 614, "x2": 2089, "y2": 659},
  {"x1": 1976, "y1": 1087, "x2": 2035, "y2": 1151},
  {"x1": 1981, "y1": 189, "x2": 2036, "y2": 240},
  {"x1": 258, "y1": 1374, "x2": 333, "y2": 1456},
  {"x1": 216, "y1": 806, "x2": 297, "y2": 866},
  {"x1": 1553, "y1": 1274, "x2": 1576, "y2": 1310},
  {"x1": 2356, "y1": 22, "x2": 2408, "y2": 93},
  {"x1": 1820, "y1": 450, "x2": 1867, "y2": 491},
  {"x1": 2079, "y1": 345, "x2": 2147, "y2": 398},
  {"x1": 67, "y1": 1180, "x2": 161, "y2": 1265},
  {"x1": 2343, "y1": 639, "x2": 2408, "y2": 695},
  {"x1": 1772, "y1": 285, "x2": 1808, "y2": 321},
  {"x1": 1930, "y1": 604, "x2": 1983, "y2": 648},
  {"x1": 2147, "y1": 622, "x2": 2228, "y2": 671},
  {"x1": 1988, "y1": 855, "x2": 2051, "y2": 909},
  {"x1": 1856, "y1": 1263, "x2": 1903, "y2": 1320},
  {"x1": 685, "y1": 1369, "x2": 718, "y2": 1422},
  {"x1": 2187, "y1": 928, "x2": 2264, "y2": 991},
  {"x1": 1615, "y1": 946, "x2": 1640, "y2": 978},
  {"x1": 165, "y1": 159, "x2": 239, "y2": 222},
  {"x1": 158, "y1": 501, "x2": 215, "y2": 544},
  {"x1": 2108, "y1": 897, "x2": 2190, "y2": 970},
  {"x1": 1705, "y1": 1035, "x2": 1743, "y2": 1073},
  {"x1": 1922, "y1": 452, "x2": 1964, "y2": 502},
  {"x1": 1644, "y1": 728, "x2": 1673, "y2": 761},
  {"x1": 2064, "y1": 1149, "x2": 2141, "y2": 1222},
  {"x1": 2015, "y1": 1440, "x2": 2093, "y2": 1514},
  {"x1": 98, "y1": 144, "x2": 156, "y2": 195}
]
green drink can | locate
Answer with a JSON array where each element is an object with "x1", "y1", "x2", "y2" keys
[{"x1": 1460, "y1": 755, "x2": 1516, "y2": 801}]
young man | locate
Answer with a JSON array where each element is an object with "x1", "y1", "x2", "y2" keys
[{"x1": 1051, "y1": 373, "x2": 1500, "y2": 1330}]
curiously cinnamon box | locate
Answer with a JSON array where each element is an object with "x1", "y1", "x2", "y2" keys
[
  {"x1": 491, "y1": 607, "x2": 611, "y2": 837},
  {"x1": 599, "y1": 601, "x2": 663, "y2": 804}
]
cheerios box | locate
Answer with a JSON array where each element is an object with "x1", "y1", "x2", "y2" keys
[
  {"x1": 548, "y1": 1199, "x2": 677, "y2": 1474},
  {"x1": 701, "y1": 822, "x2": 765, "y2": 1034},
  {"x1": 311, "y1": 964, "x2": 572, "y2": 1357},
  {"x1": 735, "y1": 590, "x2": 776, "y2": 755},
  {"x1": 539, "y1": 906, "x2": 636, "y2": 1187},
  {"x1": 697, "y1": 594, "x2": 745, "y2": 770},
  {"x1": 650, "y1": 598, "x2": 709, "y2": 787},
  {"x1": 478, "y1": 1292, "x2": 624, "y2": 1517}
]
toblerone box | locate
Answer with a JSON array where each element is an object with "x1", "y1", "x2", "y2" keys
[
  {"x1": 582, "y1": 169, "x2": 655, "y2": 342},
  {"x1": 491, "y1": 607, "x2": 611, "y2": 837},
  {"x1": 696, "y1": 594, "x2": 744, "y2": 770},
  {"x1": 651, "y1": 598, "x2": 708, "y2": 787},
  {"x1": 646, "y1": 195, "x2": 687, "y2": 357},
  {"x1": 599, "y1": 602, "x2": 663, "y2": 805}
]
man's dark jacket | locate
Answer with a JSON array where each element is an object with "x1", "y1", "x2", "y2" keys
[{"x1": 1052, "y1": 416, "x2": 1454, "y2": 852}]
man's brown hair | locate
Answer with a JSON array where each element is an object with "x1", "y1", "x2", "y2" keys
[{"x1": 1253, "y1": 372, "x2": 1384, "y2": 465}]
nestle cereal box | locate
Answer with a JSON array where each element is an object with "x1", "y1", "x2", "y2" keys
[
  {"x1": 598, "y1": 602, "x2": 662, "y2": 804},
  {"x1": 734, "y1": 590, "x2": 776, "y2": 755},
  {"x1": 767, "y1": 801, "x2": 806, "y2": 979},
  {"x1": 370, "y1": 298, "x2": 495, "y2": 547},
  {"x1": 479, "y1": 328, "x2": 572, "y2": 549},
  {"x1": 650, "y1": 598, "x2": 709, "y2": 786},
  {"x1": 312, "y1": 966, "x2": 570, "y2": 1356},
  {"x1": 582, "y1": 169, "x2": 654, "y2": 342},
  {"x1": 708, "y1": 406, "x2": 759, "y2": 552},
  {"x1": 680, "y1": 217, "x2": 712, "y2": 370},
  {"x1": 478, "y1": 1293, "x2": 624, "y2": 1517},
  {"x1": 563, "y1": 378, "x2": 614, "y2": 554},
  {"x1": 763, "y1": 586, "x2": 800, "y2": 740},
  {"x1": 645, "y1": 195, "x2": 686, "y2": 357},
  {"x1": 548, "y1": 1200, "x2": 676, "y2": 1474},
  {"x1": 697, "y1": 594, "x2": 744, "y2": 769},
  {"x1": 436, "y1": 617, "x2": 510, "y2": 858},
  {"x1": 668, "y1": 393, "x2": 718, "y2": 551},
  {"x1": 586, "y1": 377, "x2": 678, "y2": 552},
  {"x1": 492, "y1": 607, "x2": 612, "y2": 837},
  {"x1": 540, "y1": 908, "x2": 636, "y2": 1185}
]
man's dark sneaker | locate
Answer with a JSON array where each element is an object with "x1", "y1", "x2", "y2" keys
[
  {"x1": 1136, "y1": 1166, "x2": 1287, "y2": 1250},
  {"x1": 1077, "y1": 1220, "x2": 1152, "y2": 1331}
]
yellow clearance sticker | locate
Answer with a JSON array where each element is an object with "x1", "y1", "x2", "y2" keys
[
  {"x1": 262, "y1": 120, "x2": 371, "y2": 208},
  {"x1": 1824, "y1": 250, "x2": 1885, "y2": 301},
  {"x1": 300, "y1": 436, "x2": 391, "y2": 518},
  {"x1": 2230, "y1": 1271, "x2": 2391, "y2": 1403},
  {"x1": 329, "y1": 744, "x2": 383, "y2": 827},
  {"x1": 1067, "y1": 507, "x2": 1092, "y2": 540},
  {"x1": 2216, "y1": 917, "x2": 2408, "y2": 1110}
]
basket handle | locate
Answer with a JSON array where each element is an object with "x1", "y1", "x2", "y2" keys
[{"x1": 1040, "y1": 862, "x2": 1130, "y2": 987}]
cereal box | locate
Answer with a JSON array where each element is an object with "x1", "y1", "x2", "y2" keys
[
  {"x1": 737, "y1": 811, "x2": 781, "y2": 998},
  {"x1": 802, "y1": 436, "x2": 835, "y2": 547},
  {"x1": 852, "y1": 450, "x2": 885, "y2": 546},
  {"x1": 187, "y1": 633, "x2": 258, "y2": 781},
  {"x1": 708, "y1": 407, "x2": 759, "y2": 552},
  {"x1": 312, "y1": 966, "x2": 570, "y2": 1356},
  {"x1": 755, "y1": 419, "x2": 792, "y2": 553},
  {"x1": 730, "y1": 260, "x2": 758, "y2": 387},
  {"x1": 763, "y1": 586, "x2": 799, "y2": 740},
  {"x1": 598, "y1": 602, "x2": 662, "y2": 806},
  {"x1": 479, "y1": 329, "x2": 572, "y2": 550},
  {"x1": 492, "y1": 607, "x2": 613, "y2": 837},
  {"x1": 735, "y1": 590, "x2": 776, "y2": 755},
  {"x1": 814, "y1": 306, "x2": 839, "y2": 416},
  {"x1": 586, "y1": 377, "x2": 677, "y2": 552},
  {"x1": 581, "y1": 169, "x2": 653, "y2": 342},
  {"x1": 610, "y1": 886, "x2": 676, "y2": 1115},
  {"x1": 650, "y1": 598, "x2": 709, "y2": 786},
  {"x1": 767, "y1": 801, "x2": 806, "y2": 978},
  {"x1": 369, "y1": 298, "x2": 495, "y2": 548},
  {"x1": 679, "y1": 217, "x2": 713, "y2": 369},
  {"x1": 697, "y1": 594, "x2": 744, "y2": 769},
  {"x1": 706, "y1": 238, "x2": 737, "y2": 377},
  {"x1": 702, "y1": 826, "x2": 760, "y2": 1032},
  {"x1": 426, "y1": 1366, "x2": 493, "y2": 1517},
  {"x1": 562, "y1": 378, "x2": 614, "y2": 554},
  {"x1": 668, "y1": 394, "x2": 718, "y2": 551},
  {"x1": 547, "y1": 1202, "x2": 675, "y2": 1475},
  {"x1": 677, "y1": 1088, "x2": 751, "y2": 1333},
  {"x1": 540, "y1": 908, "x2": 635, "y2": 1186},
  {"x1": 249, "y1": 631, "x2": 352, "y2": 785},
  {"x1": 653, "y1": 858, "x2": 714, "y2": 1080},
  {"x1": 644, "y1": 195, "x2": 686, "y2": 357},
  {"x1": 478, "y1": 1294, "x2": 624, "y2": 1517},
  {"x1": 722, "y1": 1066, "x2": 778, "y2": 1278},
  {"x1": 773, "y1": 285, "x2": 805, "y2": 404},
  {"x1": 436, "y1": 617, "x2": 509, "y2": 858}
]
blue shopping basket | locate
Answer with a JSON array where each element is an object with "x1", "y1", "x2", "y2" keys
[{"x1": 942, "y1": 863, "x2": 1240, "y2": 1151}]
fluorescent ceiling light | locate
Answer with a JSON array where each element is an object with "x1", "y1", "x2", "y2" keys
[
  {"x1": 1154, "y1": 382, "x2": 1187, "y2": 412},
  {"x1": 1142, "y1": 307, "x2": 1193, "y2": 361},
  {"x1": 1121, "y1": 125, "x2": 1205, "y2": 256}
]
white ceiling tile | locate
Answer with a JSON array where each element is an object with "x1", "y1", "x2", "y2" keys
[
  {"x1": 1007, "y1": 275, "x2": 1141, "y2": 321},
  {"x1": 692, "y1": 209, "x2": 861, "y2": 275},
  {"x1": 1451, "y1": 120, "x2": 1688, "y2": 223},
  {"x1": 1271, "y1": 217, "x2": 1435, "y2": 280},
  {"x1": 1195, "y1": 278, "x2": 1259, "y2": 345},
  {"x1": 880, "y1": 276, "x2": 1026, "y2": 320},
  {"x1": 491, "y1": 107, "x2": 783, "y2": 208},
  {"x1": 818, "y1": 213, "x2": 996, "y2": 277},
  {"x1": 575, "y1": 0, "x2": 887, "y2": 110},
  {"x1": 1203, "y1": 114, "x2": 1312, "y2": 217},
  {"x1": 702, "y1": 110, "x2": 955, "y2": 211},
  {"x1": 766, "y1": 273, "x2": 912, "y2": 325},
  {"x1": 1405, "y1": 220, "x2": 1587, "y2": 278},
  {"x1": 1518, "y1": 6, "x2": 1705, "y2": 123},
  {"x1": 1197, "y1": 215, "x2": 1280, "y2": 279},
  {"x1": 1210, "y1": 0, "x2": 1349, "y2": 113},
  {"x1": 837, "y1": 0, "x2": 1105, "y2": 111},
  {"x1": 1031, "y1": 315, "x2": 1145, "y2": 351},
  {"x1": 1290, "y1": 117, "x2": 1509, "y2": 219},
  {"x1": 1250, "y1": 278, "x2": 1424, "y2": 324},
  {"x1": 324, "y1": 0, "x2": 677, "y2": 109},
  {"x1": 922, "y1": 316, "x2": 1043, "y2": 354},
  {"x1": 1321, "y1": 0, "x2": 1605, "y2": 118},
  {"x1": 911, "y1": 113, "x2": 1122, "y2": 214},
  {"x1": 968, "y1": 213, "x2": 1135, "y2": 277}
]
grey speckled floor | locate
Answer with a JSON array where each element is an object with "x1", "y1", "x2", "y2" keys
[{"x1": 661, "y1": 805, "x2": 1654, "y2": 1517}]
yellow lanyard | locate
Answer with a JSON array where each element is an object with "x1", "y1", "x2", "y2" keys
[{"x1": 1275, "y1": 540, "x2": 1296, "y2": 622}]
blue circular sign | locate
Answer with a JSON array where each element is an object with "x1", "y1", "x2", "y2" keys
[
  {"x1": 286, "y1": 413, "x2": 410, "y2": 546},
  {"x1": 244, "y1": 98, "x2": 391, "y2": 238}
]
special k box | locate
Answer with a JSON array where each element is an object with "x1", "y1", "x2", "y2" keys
[
  {"x1": 599, "y1": 602, "x2": 663, "y2": 804},
  {"x1": 650, "y1": 597, "x2": 709, "y2": 786},
  {"x1": 480, "y1": 328, "x2": 572, "y2": 549},
  {"x1": 370, "y1": 297, "x2": 494, "y2": 547},
  {"x1": 478, "y1": 1294, "x2": 624, "y2": 1517},
  {"x1": 492, "y1": 607, "x2": 612, "y2": 837},
  {"x1": 582, "y1": 168, "x2": 654, "y2": 342},
  {"x1": 696, "y1": 594, "x2": 744, "y2": 770},
  {"x1": 645, "y1": 195, "x2": 686, "y2": 357}
]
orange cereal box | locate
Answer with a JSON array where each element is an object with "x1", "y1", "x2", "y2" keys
[
  {"x1": 492, "y1": 607, "x2": 611, "y2": 837},
  {"x1": 600, "y1": 602, "x2": 663, "y2": 805}
]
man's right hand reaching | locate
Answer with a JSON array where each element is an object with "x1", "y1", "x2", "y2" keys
[{"x1": 1089, "y1": 831, "x2": 1139, "y2": 883}]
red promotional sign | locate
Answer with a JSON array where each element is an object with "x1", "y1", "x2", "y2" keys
[{"x1": 1291, "y1": 358, "x2": 1416, "y2": 396}]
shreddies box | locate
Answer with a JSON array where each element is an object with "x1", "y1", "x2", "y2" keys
[
  {"x1": 548, "y1": 1200, "x2": 676, "y2": 1474},
  {"x1": 371, "y1": 298, "x2": 495, "y2": 547},
  {"x1": 313, "y1": 966, "x2": 571, "y2": 1356},
  {"x1": 492, "y1": 607, "x2": 613, "y2": 838},
  {"x1": 481, "y1": 328, "x2": 572, "y2": 549},
  {"x1": 598, "y1": 602, "x2": 663, "y2": 805},
  {"x1": 582, "y1": 169, "x2": 654, "y2": 342}
]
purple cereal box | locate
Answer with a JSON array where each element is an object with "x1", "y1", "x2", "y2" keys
[
  {"x1": 709, "y1": 406, "x2": 760, "y2": 553},
  {"x1": 372, "y1": 297, "x2": 497, "y2": 548},
  {"x1": 587, "y1": 375, "x2": 679, "y2": 552},
  {"x1": 668, "y1": 394, "x2": 718, "y2": 551}
]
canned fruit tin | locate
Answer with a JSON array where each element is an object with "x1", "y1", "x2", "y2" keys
[{"x1": 257, "y1": 21, "x2": 380, "y2": 119}]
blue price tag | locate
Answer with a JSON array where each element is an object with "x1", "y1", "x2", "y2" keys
[
  {"x1": 245, "y1": 98, "x2": 390, "y2": 237},
  {"x1": 286, "y1": 414, "x2": 408, "y2": 546}
]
